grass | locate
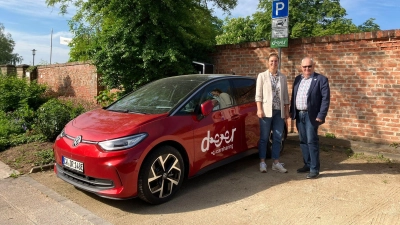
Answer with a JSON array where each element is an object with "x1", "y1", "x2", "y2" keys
[
  {"x1": 349, "y1": 152, "x2": 392, "y2": 163},
  {"x1": 0, "y1": 142, "x2": 55, "y2": 175},
  {"x1": 34, "y1": 149, "x2": 54, "y2": 166},
  {"x1": 325, "y1": 133, "x2": 336, "y2": 139},
  {"x1": 345, "y1": 148, "x2": 353, "y2": 157},
  {"x1": 389, "y1": 142, "x2": 399, "y2": 149}
]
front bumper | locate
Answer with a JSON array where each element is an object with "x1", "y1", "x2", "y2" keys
[{"x1": 53, "y1": 137, "x2": 141, "y2": 199}]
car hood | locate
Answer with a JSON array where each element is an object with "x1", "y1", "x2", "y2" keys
[{"x1": 70, "y1": 108, "x2": 167, "y2": 135}]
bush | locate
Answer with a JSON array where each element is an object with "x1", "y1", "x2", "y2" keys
[
  {"x1": 35, "y1": 99, "x2": 73, "y2": 141},
  {"x1": 0, "y1": 133, "x2": 47, "y2": 151},
  {"x1": 59, "y1": 98, "x2": 87, "y2": 119},
  {"x1": 7, "y1": 105, "x2": 36, "y2": 131},
  {"x1": 34, "y1": 149, "x2": 54, "y2": 166},
  {"x1": 0, "y1": 75, "x2": 47, "y2": 112},
  {"x1": 0, "y1": 111, "x2": 25, "y2": 138},
  {"x1": 95, "y1": 89, "x2": 119, "y2": 107},
  {"x1": 0, "y1": 137, "x2": 7, "y2": 151},
  {"x1": 58, "y1": 96, "x2": 100, "y2": 112},
  {"x1": 26, "y1": 81, "x2": 49, "y2": 110}
]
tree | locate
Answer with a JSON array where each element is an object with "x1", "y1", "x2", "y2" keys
[
  {"x1": 0, "y1": 23, "x2": 23, "y2": 65},
  {"x1": 46, "y1": 0, "x2": 235, "y2": 93},
  {"x1": 358, "y1": 18, "x2": 380, "y2": 32},
  {"x1": 216, "y1": 16, "x2": 257, "y2": 45},
  {"x1": 217, "y1": 0, "x2": 380, "y2": 45}
]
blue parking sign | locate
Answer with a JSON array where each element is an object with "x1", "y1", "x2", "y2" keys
[{"x1": 272, "y1": 0, "x2": 289, "y2": 18}]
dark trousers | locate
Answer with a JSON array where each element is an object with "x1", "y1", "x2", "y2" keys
[{"x1": 296, "y1": 111, "x2": 320, "y2": 173}]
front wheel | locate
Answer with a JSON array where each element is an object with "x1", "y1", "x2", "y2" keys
[{"x1": 138, "y1": 146, "x2": 184, "y2": 204}]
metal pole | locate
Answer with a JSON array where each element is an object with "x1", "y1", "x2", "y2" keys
[
  {"x1": 32, "y1": 49, "x2": 36, "y2": 66},
  {"x1": 278, "y1": 48, "x2": 282, "y2": 71},
  {"x1": 50, "y1": 29, "x2": 53, "y2": 64}
]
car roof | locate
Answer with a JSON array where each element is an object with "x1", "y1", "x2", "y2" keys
[{"x1": 163, "y1": 74, "x2": 254, "y2": 83}]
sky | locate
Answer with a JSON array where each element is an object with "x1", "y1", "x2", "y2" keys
[{"x1": 1, "y1": 0, "x2": 400, "y2": 65}]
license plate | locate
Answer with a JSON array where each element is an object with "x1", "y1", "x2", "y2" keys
[{"x1": 62, "y1": 156, "x2": 84, "y2": 173}]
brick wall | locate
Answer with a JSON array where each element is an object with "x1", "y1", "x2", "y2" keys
[
  {"x1": 37, "y1": 62, "x2": 101, "y2": 103},
  {"x1": 32, "y1": 30, "x2": 400, "y2": 144},
  {"x1": 210, "y1": 30, "x2": 400, "y2": 144}
]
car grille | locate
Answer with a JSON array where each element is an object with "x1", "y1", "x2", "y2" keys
[{"x1": 56, "y1": 163, "x2": 114, "y2": 192}]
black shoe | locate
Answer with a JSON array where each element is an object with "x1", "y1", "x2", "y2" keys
[
  {"x1": 297, "y1": 166, "x2": 310, "y2": 173},
  {"x1": 306, "y1": 172, "x2": 319, "y2": 179}
]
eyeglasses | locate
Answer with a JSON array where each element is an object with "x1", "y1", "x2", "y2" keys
[{"x1": 302, "y1": 65, "x2": 313, "y2": 69}]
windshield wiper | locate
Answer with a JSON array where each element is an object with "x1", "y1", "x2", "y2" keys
[
  {"x1": 107, "y1": 109, "x2": 129, "y2": 113},
  {"x1": 127, "y1": 110, "x2": 146, "y2": 114}
]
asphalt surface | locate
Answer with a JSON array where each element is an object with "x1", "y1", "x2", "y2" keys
[{"x1": 0, "y1": 134, "x2": 399, "y2": 225}]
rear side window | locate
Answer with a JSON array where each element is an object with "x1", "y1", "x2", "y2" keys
[{"x1": 231, "y1": 78, "x2": 256, "y2": 105}]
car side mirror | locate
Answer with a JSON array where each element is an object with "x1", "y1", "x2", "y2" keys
[{"x1": 200, "y1": 100, "x2": 214, "y2": 117}]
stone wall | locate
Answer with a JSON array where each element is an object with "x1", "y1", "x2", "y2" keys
[
  {"x1": 210, "y1": 30, "x2": 400, "y2": 144},
  {"x1": 36, "y1": 62, "x2": 101, "y2": 103}
]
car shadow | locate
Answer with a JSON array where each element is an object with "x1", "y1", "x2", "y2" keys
[{"x1": 83, "y1": 135, "x2": 400, "y2": 213}]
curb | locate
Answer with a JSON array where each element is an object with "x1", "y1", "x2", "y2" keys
[{"x1": 29, "y1": 163, "x2": 54, "y2": 173}]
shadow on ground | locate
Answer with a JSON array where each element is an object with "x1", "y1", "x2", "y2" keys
[{"x1": 61, "y1": 135, "x2": 400, "y2": 214}]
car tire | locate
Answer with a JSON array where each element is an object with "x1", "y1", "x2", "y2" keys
[
  {"x1": 138, "y1": 146, "x2": 184, "y2": 204},
  {"x1": 266, "y1": 127, "x2": 286, "y2": 158}
]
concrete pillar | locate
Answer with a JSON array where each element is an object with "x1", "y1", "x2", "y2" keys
[
  {"x1": 16, "y1": 64, "x2": 30, "y2": 79},
  {"x1": 0, "y1": 64, "x2": 16, "y2": 75}
]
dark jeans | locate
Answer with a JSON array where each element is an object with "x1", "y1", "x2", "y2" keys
[{"x1": 296, "y1": 111, "x2": 320, "y2": 173}]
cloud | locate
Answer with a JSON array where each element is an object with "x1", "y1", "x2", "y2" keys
[
  {"x1": 0, "y1": 0, "x2": 73, "y2": 64},
  {"x1": 0, "y1": 0, "x2": 74, "y2": 19},
  {"x1": 340, "y1": 0, "x2": 400, "y2": 29},
  {"x1": 5, "y1": 28, "x2": 71, "y2": 65},
  {"x1": 341, "y1": 0, "x2": 400, "y2": 16},
  {"x1": 210, "y1": 0, "x2": 259, "y2": 19}
]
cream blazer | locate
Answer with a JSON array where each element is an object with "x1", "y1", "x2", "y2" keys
[{"x1": 255, "y1": 70, "x2": 289, "y2": 118}]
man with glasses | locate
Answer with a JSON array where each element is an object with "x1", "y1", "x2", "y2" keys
[{"x1": 289, "y1": 57, "x2": 330, "y2": 179}]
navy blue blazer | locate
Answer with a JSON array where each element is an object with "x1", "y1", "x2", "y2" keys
[{"x1": 289, "y1": 72, "x2": 330, "y2": 127}]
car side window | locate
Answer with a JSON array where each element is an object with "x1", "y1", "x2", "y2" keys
[
  {"x1": 231, "y1": 78, "x2": 256, "y2": 105},
  {"x1": 175, "y1": 91, "x2": 202, "y2": 115},
  {"x1": 201, "y1": 80, "x2": 235, "y2": 111},
  {"x1": 175, "y1": 79, "x2": 235, "y2": 115}
]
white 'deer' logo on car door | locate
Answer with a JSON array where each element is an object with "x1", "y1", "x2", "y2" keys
[
  {"x1": 72, "y1": 135, "x2": 82, "y2": 147},
  {"x1": 201, "y1": 128, "x2": 236, "y2": 152}
]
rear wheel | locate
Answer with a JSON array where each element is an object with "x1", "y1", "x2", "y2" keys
[{"x1": 138, "y1": 146, "x2": 184, "y2": 204}]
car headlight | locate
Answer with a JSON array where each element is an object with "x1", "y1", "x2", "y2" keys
[
  {"x1": 56, "y1": 129, "x2": 66, "y2": 140},
  {"x1": 98, "y1": 133, "x2": 148, "y2": 151}
]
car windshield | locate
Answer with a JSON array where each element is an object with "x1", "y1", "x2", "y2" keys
[{"x1": 107, "y1": 76, "x2": 205, "y2": 114}]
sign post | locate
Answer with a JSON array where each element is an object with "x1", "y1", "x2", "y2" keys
[{"x1": 271, "y1": 0, "x2": 289, "y2": 69}]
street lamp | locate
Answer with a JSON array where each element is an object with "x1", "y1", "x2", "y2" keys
[{"x1": 32, "y1": 49, "x2": 37, "y2": 66}]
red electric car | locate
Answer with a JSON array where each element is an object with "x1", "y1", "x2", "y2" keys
[{"x1": 53, "y1": 74, "x2": 286, "y2": 204}]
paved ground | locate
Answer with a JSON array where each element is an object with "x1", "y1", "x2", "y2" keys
[
  {"x1": 0, "y1": 161, "x2": 111, "y2": 225},
  {"x1": 1, "y1": 135, "x2": 400, "y2": 225}
]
